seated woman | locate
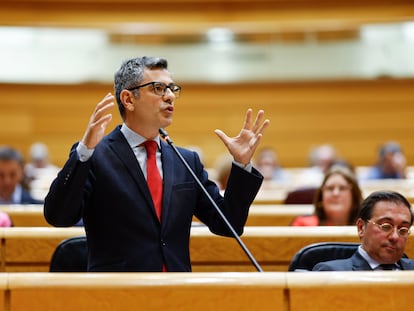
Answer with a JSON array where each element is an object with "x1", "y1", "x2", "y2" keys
[{"x1": 291, "y1": 165, "x2": 363, "y2": 226}]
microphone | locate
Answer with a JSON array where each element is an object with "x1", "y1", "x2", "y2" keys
[{"x1": 159, "y1": 128, "x2": 263, "y2": 272}]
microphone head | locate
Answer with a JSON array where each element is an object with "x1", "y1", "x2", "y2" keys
[
  {"x1": 158, "y1": 128, "x2": 168, "y2": 138},
  {"x1": 159, "y1": 128, "x2": 173, "y2": 144}
]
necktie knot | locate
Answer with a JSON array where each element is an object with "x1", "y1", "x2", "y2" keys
[
  {"x1": 142, "y1": 140, "x2": 157, "y2": 156},
  {"x1": 378, "y1": 263, "x2": 397, "y2": 270}
]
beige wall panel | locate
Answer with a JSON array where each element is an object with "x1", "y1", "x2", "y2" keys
[{"x1": 1, "y1": 79, "x2": 414, "y2": 168}]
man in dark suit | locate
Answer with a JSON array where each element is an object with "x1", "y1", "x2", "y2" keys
[
  {"x1": 313, "y1": 190, "x2": 414, "y2": 271},
  {"x1": 44, "y1": 56, "x2": 270, "y2": 272},
  {"x1": 0, "y1": 146, "x2": 42, "y2": 205}
]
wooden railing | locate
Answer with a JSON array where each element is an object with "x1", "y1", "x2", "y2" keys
[
  {"x1": 1, "y1": 271, "x2": 414, "y2": 311},
  {"x1": 2, "y1": 200, "x2": 413, "y2": 228},
  {"x1": 1, "y1": 204, "x2": 312, "y2": 227},
  {"x1": 1, "y1": 226, "x2": 414, "y2": 272},
  {"x1": 0, "y1": 205, "x2": 49, "y2": 227}
]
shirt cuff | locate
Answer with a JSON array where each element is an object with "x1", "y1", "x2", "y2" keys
[
  {"x1": 76, "y1": 142, "x2": 94, "y2": 162},
  {"x1": 233, "y1": 160, "x2": 252, "y2": 173}
]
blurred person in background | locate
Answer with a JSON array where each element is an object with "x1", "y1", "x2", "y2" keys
[
  {"x1": 0, "y1": 146, "x2": 42, "y2": 217},
  {"x1": 213, "y1": 152, "x2": 233, "y2": 191},
  {"x1": 254, "y1": 147, "x2": 291, "y2": 182},
  {"x1": 360, "y1": 141, "x2": 407, "y2": 180},
  {"x1": 291, "y1": 165, "x2": 363, "y2": 226},
  {"x1": 25, "y1": 142, "x2": 59, "y2": 180},
  {"x1": 295, "y1": 144, "x2": 337, "y2": 187},
  {"x1": 24, "y1": 142, "x2": 60, "y2": 201}
]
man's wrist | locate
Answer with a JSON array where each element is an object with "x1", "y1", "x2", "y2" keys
[
  {"x1": 76, "y1": 142, "x2": 94, "y2": 162},
  {"x1": 233, "y1": 160, "x2": 252, "y2": 172}
]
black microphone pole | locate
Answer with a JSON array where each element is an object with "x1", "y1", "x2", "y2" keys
[{"x1": 159, "y1": 128, "x2": 263, "y2": 272}]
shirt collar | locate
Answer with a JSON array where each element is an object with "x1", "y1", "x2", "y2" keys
[
  {"x1": 358, "y1": 245, "x2": 400, "y2": 270},
  {"x1": 120, "y1": 123, "x2": 161, "y2": 150}
]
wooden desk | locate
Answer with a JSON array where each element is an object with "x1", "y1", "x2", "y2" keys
[
  {"x1": 1, "y1": 227, "x2": 85, "y2": 271},
  {"x1": 2, "y1": 271, "x2": 414, "y2": 311},
  {"x1": 246, "y1": 204, "x2": 312, "y2": 226},
  {"x1": 7, "y1": 272, "x2": 285, "y2": 311},
  {"x1": 194, "y1": 204, "x2": 312, "y2": 227},
  {"x1": 287, "y1": 271, "x2": 414, "y2": 311},
  {"x1": 1, "y1": 226, "x2": 413, "y2": 272},
  {"x1": 3, "y1": 204, "x2": 312, "y2": 228},
  {"x1": 189, "y1": 226, "x2": 364, "y2": 272},
  {"x1": 0, "y1": 276, "x2": 5, "y2": 311},
  {"x1": 0, "y1": 205, "x2": 49, "y2": 227}
]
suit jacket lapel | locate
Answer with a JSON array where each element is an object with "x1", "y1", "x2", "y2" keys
[
  {"x1": 106, "y1": 127, "x2": 156, "y2": 214},
  {"x1": 352, "y1": 252, "x2": 373, "y2": 271},
  {"x1": 159, "y1": 140, "x2": 175, "y2": 225}
]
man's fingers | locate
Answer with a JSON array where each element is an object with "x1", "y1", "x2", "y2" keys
[
  {"x1": 92, "y1": 113, "x2": 113, "y2": 129},
  {"x1": 251, "y1": 109, "x2": 266, "y2": 133},
  {"x1": 242, "y1": 108, "x2": 253, "y2": 130},
  {"x1": 256, "y1": 118, "x2": 270, "y2": 136},
  {"x1": 89, "y1": 93, "x2": 115, "y2": 126},
  {"x1": 94, "y1": 95, "x2": 115, "y2": 119},
  {"x1": 214, "y1": 129, "x2": 227, "y2": 142}
]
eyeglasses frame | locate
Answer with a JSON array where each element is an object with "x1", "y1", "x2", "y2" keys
[
  {"x1": 367, "y1": 220, "x2": 411, "y2": 237},
  {"x1": 126, "y1": 81, "x2": 181, "y2": 98}
]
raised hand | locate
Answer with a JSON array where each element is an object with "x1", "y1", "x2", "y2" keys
[
  {"x1": 81, "y1": 93, "x2": 115, "y2": 149},
  {"x1": 214, "y1": 109, "x2": 270, "y2": 165}
]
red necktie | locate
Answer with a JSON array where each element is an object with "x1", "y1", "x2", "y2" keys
[{"x1": 142, "y1": 141, "x2": 163, "y2": 221}]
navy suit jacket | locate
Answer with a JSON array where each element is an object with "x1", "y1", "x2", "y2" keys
[
  {"x1": 313, "y1": 251, "x2": 414, "y2": 271},
  {"x1": 44, "y1": 126, "x2": 263, "y2": 272}
]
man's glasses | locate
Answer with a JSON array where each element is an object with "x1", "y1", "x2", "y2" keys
[
  {"x1": 127, "y1": 81, "x2": 181, "y2": 98},
  {"x1": 368, "y1": 220, "x2": 411, "y2": 237}
]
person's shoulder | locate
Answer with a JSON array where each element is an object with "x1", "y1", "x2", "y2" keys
[
  {"x1": 313, "y1": 251, "x2": 366, "y2": 271},
  {"x1": 103, "y1": 126, "x2": 123, "y2": 142},
  {"x1": 312, "y1": 257, "x2": 353, "y2": 271},
  {"x1": 400, "y1": 258, "x2": 414, "y2": 270},
  {"x1": 361, "y1": 165, "x2": 382, "y2": 180}
]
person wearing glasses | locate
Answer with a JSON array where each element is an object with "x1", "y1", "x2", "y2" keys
[
  {"x1": 291, "y1": 164, "x2": 363, "y2": 226},
  {"x1": 44, "y1": 56, "x2": 270, "y2": 272},
  {"x1": 313, "y1": 190, "x2": 414, "y2": 271}
]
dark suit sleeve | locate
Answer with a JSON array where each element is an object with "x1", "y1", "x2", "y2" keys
[
  {"x1": 44, "y1": 143, "x2": 91, "y2": 226},
  {"x1": 195, "y1": 161, "x2": 263, "y2": 237}
]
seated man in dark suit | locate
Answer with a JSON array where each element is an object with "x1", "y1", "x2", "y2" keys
[
  {"x1": 0, "y1": 146, "x2": 43, "y2": 205},
  {"x1": 313, "y1": 190, "x2": 414, "y2": 271}
]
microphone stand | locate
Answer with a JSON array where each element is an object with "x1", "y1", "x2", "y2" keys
[{"x1": 159, "y1": 128, "x2": 263, "y2": 272}]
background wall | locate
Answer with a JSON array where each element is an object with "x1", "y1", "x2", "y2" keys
[
  {"x1": 1, "y1": 78, "x2": 413, "y2": 168},
  {"x1": 1, "y1": 0, "x2": 413, "y2": 169}
]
